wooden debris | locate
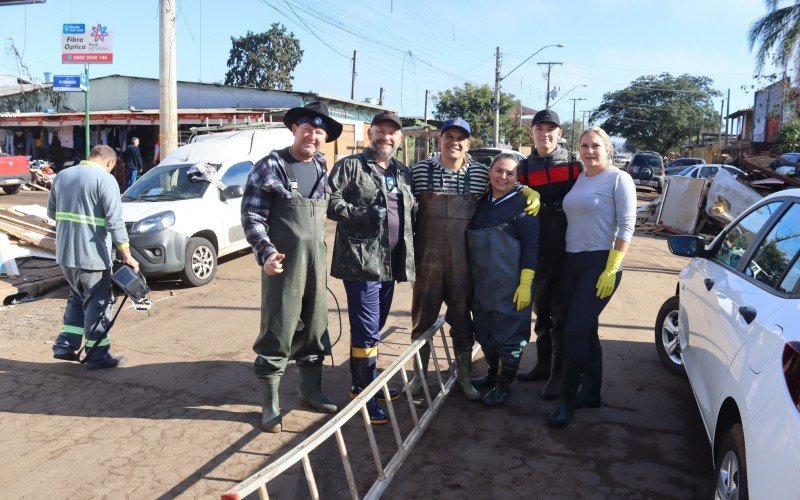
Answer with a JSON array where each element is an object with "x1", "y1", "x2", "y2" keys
[{"x1": 0, "y1": 257, "x2": 65, "y2": 302}]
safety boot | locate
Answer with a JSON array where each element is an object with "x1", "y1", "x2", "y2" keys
[
  {"x1": 546, "y1": 361, "x2": 582, "y2": 429},
  {"x1": 575, "y1": 354, "x2": 603, "y2": 409},
  {"x1": 408, "y1": 344, "x2": 430, "y2": 396},
  {"x1": 454, "y1": 350, "x2": 481, "y2": 401},
  {"x1": 541, "y1": 353, "x2": 564, "y2": 401},
  {"x1": 471, "y1": 351, "x2": 499, "y2": 389},
  {"x1": 86, "y1": 354, "x2": 127, "y2": 370},
  {"x1": 298, "y1": 363, "x2": 338, "y2": 414},
  {"x1": 517, "y1": 336, "x2": 552, "y2": 382},
  {"x1": 482, "y1": 362, "x2": 518, "y2": 407},
  {"x1": 366, "y1": 398, "x2": 389, "y2": 425},
  {"x1": 260, "y1": 376, "x2": 282, "y2": 433}
]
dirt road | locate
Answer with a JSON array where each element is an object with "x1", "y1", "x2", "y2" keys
[{"x1": 0, "y1": 189, "x2": 711, "y2": 498}]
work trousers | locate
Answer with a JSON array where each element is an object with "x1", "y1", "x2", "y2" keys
[
  {"x1": 53, "y1": 267, "x2": 114, "y2": 361},
  {"x1": 344, "y1": 280, "x2": 394, "y2": 387},
  {"x1": 532, "y1": 208, "x2": 568, "y2": 355},
  {"x1": 562, "y1": 251, "x2": 621, "y2": 368}
]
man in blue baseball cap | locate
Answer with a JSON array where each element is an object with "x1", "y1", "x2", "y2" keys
[{"x1": 407, "y1": 117, "x2": 541, "y2": 401}]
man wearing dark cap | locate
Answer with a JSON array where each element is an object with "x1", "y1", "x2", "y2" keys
[
  {"x1": 327, "y1": 111, "x2": 414, "y2": 425},
  {"x1": 241, "y1": 101, "x2": 343, "y2": 433},
  {"x1": 516, "y1": 109, "x2": 583, "y2": 401}
]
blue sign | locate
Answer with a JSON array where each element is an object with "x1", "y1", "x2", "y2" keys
[
  {"x1": 63, "y1": 23, "x2": 85, "y2": 34},
  {"x1": 53, "y1": 74, "x2": 88, "y2": 92}
]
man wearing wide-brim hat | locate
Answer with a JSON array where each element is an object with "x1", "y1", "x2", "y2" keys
[{"x1": 241, "y1": 101, "x2": 343, "y2": 433}]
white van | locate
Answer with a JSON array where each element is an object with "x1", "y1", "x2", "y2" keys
[{"x1": 121, "y1": 125, "x2": 293, "y2": 286}]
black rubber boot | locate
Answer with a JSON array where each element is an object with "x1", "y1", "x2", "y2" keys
[
  {"x1": 575, "y1": 353, "x2": 602, "y2": 409},
  {"x1": 517, "y1": 336, "x2": 552, "y2": 382},
  {"x1": 482, "y1": 362, "x2": 518, "y2": 407},
  {"x1": 471, "y1": 351, "x2": 499, "y2": 389},
  {"x1": 546, "y1": 362, "x2": 582, "y2": 429},
  {"x1": 260, "y1": 376, "x2": 282, "y2": 433},
  {"x1": 541, "y1": 352, "x2": 564, "y2": 401},
  {"x1": 298, "y1": 363, "x2": 338, "y2": 414},
  {"x1": 408, "y1": 343, "x2": 430, "y2": 396}
]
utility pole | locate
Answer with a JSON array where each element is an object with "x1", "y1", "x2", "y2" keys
[
  {"x1": 379, "y1": 87, "x2": 385, "y2": 106},
  {"x1": 351, "y1": 50, "x2": 357, "y2": 100},
  {"x1": 718, "y1": 99, "x2": 724, "y2": 157},
  {"x1": 724, "y1": 88, "x2": 731, "y2": 150},
  {"x1": 493, "y1": 46, "x2": 502, "y2": 147},
  {"x1": 581, "y1": 109, "x2": 590, "y2": 131},
  {"x1": 424, "y1": 89, "x2": 429, "y2": 124},
  {"x1": 570, "y1": 97, "x2": 586, "y2": 151},
  {"x1": 159, "y1": 0, "x2": 178, "y2": 158},
  {"x1": 537, "y1": 61, "x2": 562, "y2": 109}
]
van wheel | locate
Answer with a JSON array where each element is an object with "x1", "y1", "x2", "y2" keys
[
  {"x1": 2, "y1": 185, "x2": 22, "y2": 195},
  {"x1": 714, "y1": 424, "x2": 748, "y2": 500},
  {"x1": 655, "y1": 295, "x2": 686, "y2": 378},
  {"x1": 179, "y1": 237, "x2": 216, "y2": 287}
]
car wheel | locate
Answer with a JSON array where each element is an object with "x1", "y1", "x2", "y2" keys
[
  {"x1": 2, "y1": 185, "x2": 22, "y2": 195},
  {"x1": 714, "y1": 424, "x2": 748, "y2": 500},
  {"x1": 179, "y1": 237, "x2": 217, "y2": 287},
  {"x1": 654, "y1": 295, "x2": 686, "y2": 378}
]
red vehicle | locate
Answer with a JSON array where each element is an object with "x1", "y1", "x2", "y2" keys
[{"x1": 0, "y1": 155, "x2": 30, "y2": 195}]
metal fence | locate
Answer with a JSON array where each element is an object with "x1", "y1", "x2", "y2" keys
[{"x1": 222, "y1": 316, "x2": 463, "y2": 500}]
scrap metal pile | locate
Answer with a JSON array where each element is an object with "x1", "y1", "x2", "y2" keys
[{"x1": 636, "y1": 154, "x2": 800, "y2": 240}]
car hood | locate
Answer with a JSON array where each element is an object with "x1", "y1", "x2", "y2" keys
[{"x1": 122, "y1": 198, "x2": 205, "y2": 223}]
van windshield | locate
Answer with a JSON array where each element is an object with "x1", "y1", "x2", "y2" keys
[{"x1": 122, "y1": 164, "x2": 212, "y2": 201}]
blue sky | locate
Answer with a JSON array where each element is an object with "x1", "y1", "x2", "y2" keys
[{"x1": 0, "y1": 0, "x2": 780, "y2": 123}]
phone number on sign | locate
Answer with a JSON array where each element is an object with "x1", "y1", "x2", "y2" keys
[{"x1": 62, "y1": 53, "x2": 113, "y2": 63}]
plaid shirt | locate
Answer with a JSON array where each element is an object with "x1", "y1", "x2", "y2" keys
[{"x1": 241, "y1": 147, "x2": 328, "y2": 265}]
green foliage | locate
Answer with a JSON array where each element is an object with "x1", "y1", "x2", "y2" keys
[
  {"x1": 591, "y1": 73, "x2": 720, "y2": 155},
  {"x1": 776, "y1": 117, "x2": 800, "y2": 152},
  {"x1": 748, "y1": 0, "x2": 800, "y2": 74},
  {"x1": 433, "y1": 83, "x2": 526, "y2": 148},
  {"x1": 224, "y1": 23, "x2": 303, "y2": 90}
]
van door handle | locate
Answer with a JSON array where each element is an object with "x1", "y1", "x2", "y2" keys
[
  {"x1": 704, "y1": 278, "x2": 714, "y2": 291},
  {"x1": 739, "y1": 306, "x2": 757, "y2": 325}
]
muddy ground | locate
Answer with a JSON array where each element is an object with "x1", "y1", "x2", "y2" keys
[{"x1": 0, "y1": 189, "x2": 711, "y2": 499}]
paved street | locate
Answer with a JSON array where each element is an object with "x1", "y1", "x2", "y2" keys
[{"x1": 0, "y1": 189, "x2": 711, "y2": 498}]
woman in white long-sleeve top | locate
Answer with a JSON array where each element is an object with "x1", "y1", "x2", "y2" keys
[{"x1": 547, "y1": 126, "x2": 637, "y2": 428}]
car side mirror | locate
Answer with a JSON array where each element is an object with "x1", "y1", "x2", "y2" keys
[
  {"x1": 667, "y1": 235, "x2": 705, "y2": 258},
  {"x1": 221, "y1": 185, "x2": 244, "y2": 200}
]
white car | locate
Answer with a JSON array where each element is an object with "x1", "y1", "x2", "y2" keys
[
  {"x1": 655, "y1": 189, "x2": 800, "y2": 498},
  {"x1": 675, "y1": 163, "x2": 744, "y2": 179},
  {"x1": 121, "y1": 126, "x2": 293, "y2": 286}
]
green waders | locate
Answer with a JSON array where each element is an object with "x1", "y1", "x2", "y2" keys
[
  {"x1": 467, "y1": 225, "x2": 532, "y2": 406},
  {"x1": 253, "y1": 168, "x2": 335, "y2": 431}
]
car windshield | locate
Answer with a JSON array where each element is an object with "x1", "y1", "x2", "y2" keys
[
  {"x1": 122, "y1": 163, "x2": 213, "y2": 201},
  {"x1": 632, "y1": 155, "x2": 661, "y2": 167},
  {"x1": 677, "y1": 166, "x2": 695, "y2": 176}
]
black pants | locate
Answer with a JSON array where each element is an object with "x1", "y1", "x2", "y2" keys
[
  {"x1": 533, "y1": 209, "x2": 568, "y2": 353},
  {"x1": 562, "y1": 251, "x2": 621, "y2": 368}
]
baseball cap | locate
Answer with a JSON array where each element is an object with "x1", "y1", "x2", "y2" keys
[
  {"x1": 441, "y1": 117, "x2": 471, "y2": 137},
  {"x1": 531, "y1": 109, "x2": 561, "y2": 127},
  {"x1": 371, "y1": 112, "x2": 403, "y2": 129}
]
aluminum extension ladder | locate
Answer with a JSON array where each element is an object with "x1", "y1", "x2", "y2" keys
[{"x1": 222, "y1": 316, "x2": 468, "y2": 499}]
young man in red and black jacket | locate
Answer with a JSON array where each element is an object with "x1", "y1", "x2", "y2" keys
[{"x1": 516, "y1": 109, "x2": 583, "y2": 401}]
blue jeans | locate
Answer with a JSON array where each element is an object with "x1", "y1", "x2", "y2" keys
[
  {"x1": 343, "y1": 280, "x2": 395, "y2": 388},
  {"x1": 125, "y1": 168, "x2": 138, "y2": 190}
]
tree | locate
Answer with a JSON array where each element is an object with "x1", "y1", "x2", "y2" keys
[
  {"x1": 224, "y1": 24, "x2": 303, "y2": 90},
  {"x1": 590, "y1": 73, "x2": 720, "y2": 155},
  {"x1": 776, "y1": 117, "x2": 800, "y2": 152},
  {"x1": 748, "y1": 0, "x2": 800, "y2": 74},
  {"x1": 433, "y1": 83, "x2": 528, "y2": 148}
]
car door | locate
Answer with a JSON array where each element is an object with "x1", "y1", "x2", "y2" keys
[
  {"x1": 217, "y1": 161, "x2": 253, "y2": 249},
  {"x1": 681, "y1": 200, "x2": 785, "y2": 425}
]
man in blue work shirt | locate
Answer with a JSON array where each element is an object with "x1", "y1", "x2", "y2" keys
[{"x1": 49, "y1": 145, "x2": 139, "y2": 370}]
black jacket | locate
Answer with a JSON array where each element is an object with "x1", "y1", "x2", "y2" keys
[
  {"x1": 517, "y1": 145, "x2": 583, "y2": 206},
  {"x1": 123, "y1": 144, "x2": 143, "y2": 171}
]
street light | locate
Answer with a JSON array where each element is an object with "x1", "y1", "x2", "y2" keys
[
  {"x1": 493, "y1": 43, "x2": 563, "y2": 147},
  {"x1": 550, "y1": 84, "x2": 587, "y2": 108}
]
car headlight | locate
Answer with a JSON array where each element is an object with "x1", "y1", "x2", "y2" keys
[{"x1": 130, "y1": 211, "x2": 176, "y2": 234}]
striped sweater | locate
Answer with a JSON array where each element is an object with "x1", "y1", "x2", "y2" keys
[{"x1": 410, "y1": 154, "x2": 489, "y2": 196}]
